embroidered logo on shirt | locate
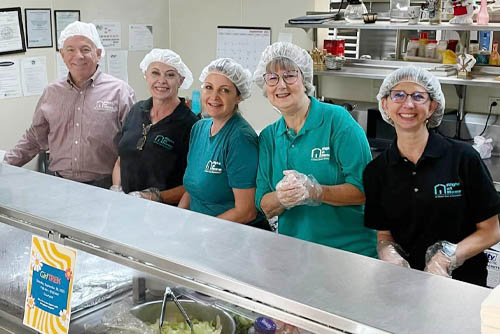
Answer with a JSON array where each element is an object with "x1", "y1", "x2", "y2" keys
[
  {"x1": 94, "y1": 100, "x2": 117, "y2": 112},
  {"x1": 153, "y1": 135, "x2": 174, "y2": 150},
  {"x1": 311, "y1": 147, "x2": 330, "y2": 161},
  {"x1": 433, "y1": 182, "x2": 462, "y2": 198},
  {"x1": 205, "y1": 160, "x2": 222, "y2": 174}
]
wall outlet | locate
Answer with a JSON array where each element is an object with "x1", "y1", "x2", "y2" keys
[{"x1": 488, "y1": 97, "x2": 500, "y2": 113}]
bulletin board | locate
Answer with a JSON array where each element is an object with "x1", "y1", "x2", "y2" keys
[{"x1": 216, "y1": 26, "x2": 271, "y2": 73}]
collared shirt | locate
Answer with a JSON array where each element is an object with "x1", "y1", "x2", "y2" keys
[
  {"x1": 4, "y1": 69, "x2": 136, "y2": 182},
  {"x1": 184, "y1": 113, "x2": 260, "y2": 220},
  {"x1": 256, "y1": 97, "x2": 376, "y2": 257},
  {"x1": 118, "y1": 97, "x2": 198, "y2": 193},
  {"x1": 364, "y1": 131, "x2": 500, "y2": 286}
]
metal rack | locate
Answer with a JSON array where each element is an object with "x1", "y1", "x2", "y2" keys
[
  {"x1": 0, "y1": 164, "x2": 491, "y2": 334},
  {"x1": 286, "y1": 20, "x2": 500, "y2": 123}
]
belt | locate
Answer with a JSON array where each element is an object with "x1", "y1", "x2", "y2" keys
[{"x1": 53, "y1": 171, "x2": 112, "y2": 189}]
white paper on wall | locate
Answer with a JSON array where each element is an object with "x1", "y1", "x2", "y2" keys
[
  {"x1": 216, "y1": 26, "x2": 271, "y2": 73},
  {"x1": 129, "y1": 24, "x2": 153, "y2": 51},
  {"x1": 0, "y1": 59, "x2": 22, "y2": 99},
  {"x1": 94, "y1": 22, "x2": 121, "y2": 49},
  {"x1": 21, "y1": 57, "x2": 48, "y2": 96},
  {"x1": 56, "y1": 53, "x2": 69, "y2": 79},
  {"x1": 107, "y1": 50, "x2": 128, "y2": 83}
]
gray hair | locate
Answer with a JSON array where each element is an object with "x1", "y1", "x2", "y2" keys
[{"x1": 261, "y1": 57, "x2": 314, "y2": 97}]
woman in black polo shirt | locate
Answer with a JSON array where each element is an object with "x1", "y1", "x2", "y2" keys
[
  {"x1": 363, "y1": 66, "x2": 500, "y2": 286},
  {"x1": 110, "y1": 49, "x2": 198, "y2": 204}
]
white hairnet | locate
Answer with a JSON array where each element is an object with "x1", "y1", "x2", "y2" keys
[
  {"x1": 139, "y1": 48, "x2": 193, "y2": 89},
  {"x1": 58, "y1": 21, "x2": 105, "y2": 57},
  {"x1": 253, "y1": 42, "x2": 314, "y2": 95},
  {"x1": 199, "y1": 58, "x2": 252, "y2": 100},
  {"x1": 377, "y1": 66, "x2": 445, "y2": 128}
]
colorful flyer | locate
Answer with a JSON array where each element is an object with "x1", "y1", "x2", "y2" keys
[{"x1": 23, "y1": 236, "x2": 77, "y2": 334}]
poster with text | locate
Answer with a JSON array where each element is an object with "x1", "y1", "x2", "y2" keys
[{"x1": 23, "y1": 236, "x2": 77, "y2": 334}]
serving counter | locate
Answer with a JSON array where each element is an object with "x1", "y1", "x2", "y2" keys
[{"x1": 0, "y1": 164, "x2": 491, "y2": 334}]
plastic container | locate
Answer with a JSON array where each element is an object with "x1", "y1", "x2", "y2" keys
[
  {"x1": 407, "y1": 38, "x2": 419, "y2": 56},
  {"x1": 436, "y1": 40, "x2": 447, "y2": 61},
  {"x1": 425, "y1": 40, "x2": 438, "y2": 58},
  {"x1": 248, "y1": 317, "x2": 276, "y2": 334},
  {"x1": 469, "y1": 40, "x2": 479, "y2": 57},
  {"x1": 477, "y1": 0, "x2": 489, "y2": 25},
  {"x1": 428, "y1": 0, "x2": 442, "y2": 24},
  {"x1": 418, "y1": 32, "x2": 429, "y2": 57},
  {"x1": 191, "y1": 90, "x2": 201, "y2": 115},
  {"x1": 390, "y1": 0, "x2": 410, "y2": 22},
  {"x1": 447, "y1": 39, "x2": 458, "y2": 52}
]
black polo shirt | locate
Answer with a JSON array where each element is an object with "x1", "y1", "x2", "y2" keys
[
  {"x1": 118, "y1": 97, "x2": 198, "y2": 194},
  {"x1": 363, "y1": 130, "x2": 500, "y2": 286}
]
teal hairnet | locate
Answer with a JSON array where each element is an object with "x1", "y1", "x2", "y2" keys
[{"x1": 377, "y1": 66, "x2": 445, "y2": 128}]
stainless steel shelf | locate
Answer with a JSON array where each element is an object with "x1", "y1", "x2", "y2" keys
[
  {"x1": 316, "y1": 61, "x2": 500, "y2": 88},
  {"x1": 286, "y1": 21, "x2": 500, "y2": 31}
]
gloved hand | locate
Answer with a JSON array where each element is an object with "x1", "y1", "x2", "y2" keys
[
  {"x1": 275, "y1": 170, "x2": 323, "y2": 209},
  {"x1": 128, "y1": 187, "x2": 161, "y2": 202},
  {"x1": 377, "y1": 240, "x2": 410, "y2": 268},
  {"x1": 424, "y1": 241, "x2": 463, "y2": 277},
  {"x1": 109, "y1": 185, "x2": 123, "y2": 193}
]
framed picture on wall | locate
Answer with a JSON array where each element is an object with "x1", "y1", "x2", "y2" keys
[
  {"x1": 25, "y1": 8, "x2": 53, "y2": 48},
  {"x1": 54, "y1": 10, "x2": 80, "y2": 50},
  {"x1": 0, "y1": 7, "x2": 26, "y2": 55}
]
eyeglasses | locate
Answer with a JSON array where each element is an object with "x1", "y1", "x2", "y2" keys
[
  {"x1": 136, "y1": 123, "x2": 152, "y2": 150},
  {"x1": 263, "y1": 70, "x2": 299, "y2": 87},
  {"x1": 389, "y1": 90, "x2": 431, "y2": 104}
]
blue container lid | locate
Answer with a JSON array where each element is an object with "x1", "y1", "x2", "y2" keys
[
  {"x1": 254, "y1": 317, "x2": 276, "y2": 334},
  {"x1": 191, "y1": 90, "x2": 201, "y2": 115}
]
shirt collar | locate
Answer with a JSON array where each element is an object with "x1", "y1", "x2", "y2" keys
[
  {"x1": 66, "y1": 67, "x2": 101, "y2": 89},
  {"x1": 277, "y1": 96, "x2": 323, "y2": 136},
  {"x1": 387, "y1": 130, "x2": 449, "y2": 165},
  {"x1": 141, "y1": 97, "x2": 188, "y2": 123}
]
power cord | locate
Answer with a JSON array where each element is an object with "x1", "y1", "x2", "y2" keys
[{"x1": 449, "y1": 101, "x2": 497, "y2": 141}]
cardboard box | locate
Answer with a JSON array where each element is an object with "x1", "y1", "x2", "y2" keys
[{"x1": 486, "y1": 248, "x2": 500, "y2": 288}]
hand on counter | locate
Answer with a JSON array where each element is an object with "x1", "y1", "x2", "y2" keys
[{"x1": 377, "y1": 240, "x2": 411, "y2": 268}]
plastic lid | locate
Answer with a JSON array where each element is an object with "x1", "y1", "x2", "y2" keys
[
  {"x1": 420, "y1": 32, "x2": 428, "y2": 39},
  {"x1": 254, "y1": 317, "x2": 276, "y2": 334},
  {"x1": 410, "y1": 38, "x2": 419, "y2": 41},
  {"x1": 428, "y1": 40, "x2": 438, "y2": 43}
]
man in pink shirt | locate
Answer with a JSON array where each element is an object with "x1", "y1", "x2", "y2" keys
[{"x1": 4, "y1": 21, "x2": 136, "y2": 188}]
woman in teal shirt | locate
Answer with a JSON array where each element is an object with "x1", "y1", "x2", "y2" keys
[
  {"x1": 180, "y1": 58, "x2": 269, "y2": 230},
  {"x1": 253, "y1": 42, "x2": 376, "y2": 256}
]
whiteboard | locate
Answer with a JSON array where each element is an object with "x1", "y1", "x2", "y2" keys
[{"x1": 216, "y1": 26, "x2": 271, "y2": 73}]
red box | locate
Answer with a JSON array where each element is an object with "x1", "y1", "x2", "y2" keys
[{"x1": 323, "y1": 39, "x2": 345, "y2": 56}]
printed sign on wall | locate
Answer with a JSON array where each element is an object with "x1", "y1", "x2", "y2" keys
[{"x1": 23, "y1": 236, "x2": 77, "y2": 334}]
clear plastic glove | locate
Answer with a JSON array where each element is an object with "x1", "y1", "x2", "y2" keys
[
  {"x1": 275, "y1": 170, "x2": 323, "y2": 209},
  {"x1": 109, "y1": 184, "x2": 123, "y2": 193},
  {"x1": 377, "y1": 240, "x2": 410, "y2": 268},
  {"x1": 128, "y1": 187, "x2": 161, "y2": 202},
  {"x1": 424, "y1": 241, "x2": 463, "y2": 277}
]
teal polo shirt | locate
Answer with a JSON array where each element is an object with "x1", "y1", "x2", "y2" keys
[
  {"x1": 184, "y1": 113, "x2": 259, "y2": 219},
  {"x1": 256, "y1": 97, "x2": 377, "y2": 257}
]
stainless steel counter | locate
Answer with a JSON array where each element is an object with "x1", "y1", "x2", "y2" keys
[{"x1": 0, "y1": 164, "x2": 491, "y2": 334}]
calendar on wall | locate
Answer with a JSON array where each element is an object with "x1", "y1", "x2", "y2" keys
[{"x1": 216, "y1": 26, "x2": 271, "y2": 73}]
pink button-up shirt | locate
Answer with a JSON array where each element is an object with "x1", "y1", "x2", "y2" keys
[{"x1": 4, "y1": 69, "x2": 136, "y2": 182}]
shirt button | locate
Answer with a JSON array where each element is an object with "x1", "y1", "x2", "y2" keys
[
  {"x1": 412, "y1": 171, "x2": 416, "y2": 176},
  {"x1": 76, "y1": 123, "x2": 79, "y2": 127},
  {"x1": 75, "y1": 140, "x2": 78, "y2": 144},
  {"x1": 79, "y1": 91, "x2": 83, "y2": 95},
  {"x1": 77, "y1": 107, "x2": 81, "y2": 111},
  {"x1": 404, "y1": 158, "x2": 408, "y2": 162},
  {"x1": 291, "y1": 144, "x2": 295, "y2": 148},
  {"x1": 414, "y1": 188, "x2": 419, "y2": 192},
  {"x1": 74, "y1": 158, "x2": 77, "y2": 161}
]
